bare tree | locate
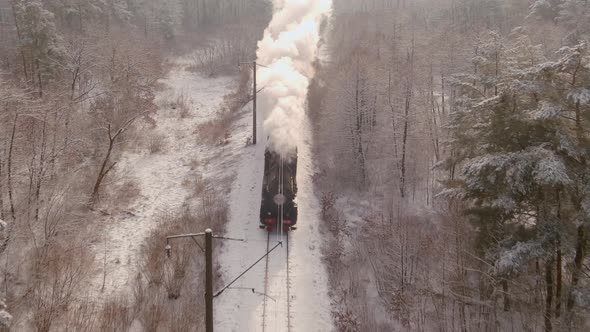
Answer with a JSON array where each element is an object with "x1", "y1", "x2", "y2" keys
[{"x1": 89, "y1": 113, "x2": 146, "y2": 206}]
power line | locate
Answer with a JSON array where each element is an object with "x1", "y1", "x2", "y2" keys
[{"x1": 214, "y1": 241, "x2": 283, "y2": 298}]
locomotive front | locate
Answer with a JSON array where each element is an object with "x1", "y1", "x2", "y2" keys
[{"x1": 259, "y1": 150, "x2": 298, "y2": 232}]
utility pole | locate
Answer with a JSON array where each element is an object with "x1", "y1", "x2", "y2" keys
[
  {"x1": 165, "y1": 229, "x2": 214, "y2": 332},
  {"x1": 240, "y1": 60, "x2": 267, "y2": 145},
  {"x1": 205, "y1": 229, "x2": 213, "y2": 332},
  {"x1": 165, "y1": 230, "x2": 244, "y2": 332},
  {"x1": 252, "y1": 60, "x2": 257, "y2": 145}
]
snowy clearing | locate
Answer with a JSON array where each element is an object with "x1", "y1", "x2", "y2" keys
[{"x1": 88, "y1": 59, "x2": 236, "y2": 299}]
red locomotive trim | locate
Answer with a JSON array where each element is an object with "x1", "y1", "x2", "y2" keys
[{"x1": 264, "y1": 218, "x2": 278, "y2": 225}]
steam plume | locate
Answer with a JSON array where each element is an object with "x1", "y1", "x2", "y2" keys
[{"x1": 257, "y1": 0, "x2": 332, "y2": 156}]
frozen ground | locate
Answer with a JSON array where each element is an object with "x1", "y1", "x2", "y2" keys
[
  {"x1": 88, "y1": 58, "x2": 235, "y2": 299},
  {"x1": 86, "y1": 50, "x2": 334, "y2": 330},
  {"x1": 215, "y1": 113, "x2": 334, "y2": 331}
]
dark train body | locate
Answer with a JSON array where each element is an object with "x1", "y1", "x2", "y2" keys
[{"x1": 259, "y1": 150, "x2": 298, "y2": 232}]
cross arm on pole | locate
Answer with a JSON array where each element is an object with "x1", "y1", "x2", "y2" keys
[
  {"x1": 238, "y1": 61, "x2": 268, "y2": 68},
  {"x1": 164, "y1": 230, "x2": 245, "y2": 332},
  {"x1": 166, "y1": 232, "x2": 206, "y2": 240}
]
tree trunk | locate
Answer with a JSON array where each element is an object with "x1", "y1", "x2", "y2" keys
[
  {"x1": 0, "y1": 147, "x2": 4, "y2": 221},
  {"x1": 556, "y1": 243, "x2": 562, "y2": 318},
  {"x1": 27, "y1": 122, "x2": 36, "y2": 224},
  {"x1": 399, "y1": 36, "x2": 414, "y2": 198},
  {"x1": 78, "y1": 0, "x2": 83, "y2": 33},
  {"x1": 535, "y1": 259, "x2": 541, "y2": 304},
  {"x1": 454, "y1": 214, "x2": 467, "y2": 332},
  {"x1": 36, "y1": 59, "x2": 43, "y2": 98},
  {"x1": 7, "y1": 114, "x2": 17, "y2": 223},
  {"x1": 429, "y1": 65, "x2": 440, "y2": 162},
  {"x1": 12, "y1": 1, "x2": 28, "y2": 81},
  {"x1": 399, "y1": 83, "x2": 409, "y2": 197},
  {"x1": 89, "y1": 116, "x2": 142, "y2": 206},
  {"x1": 34, "y1": 116, "x2": 48, "y2": 225},
  {"x1": 388, "y1": 69, "x2": 399, "y2": 160},
  {"x1": 354, "y1": 63, "x2": 366, "y2": 186},
  {"x1": 566, "y1": 226, "x2": 585, "y2": 316},
  {"x1": 502, "y1": 279, "x2": 510, "y2": 312},
  {"x1": 0, "y1": 114, "x2": 18, "y2": 254},
  {"x1": 90, "y1": 136, "x2": 116, "y2": 206},
  {"x1": 556, "y1": 190, "x2": 562, "y2": 318},
  {"x1": 545, "y1": 258, "x2": 554, "y2": 332},
  {"x1": 441, "y1": 74, "x2": 446, "y2": 117}
]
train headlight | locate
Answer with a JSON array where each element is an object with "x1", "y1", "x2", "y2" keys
[{"x1": 273, "y1": 194, "x2": 286, "y2": 205}]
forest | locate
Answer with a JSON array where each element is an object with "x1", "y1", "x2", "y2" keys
[
  {"x1": 0, "y1": 0, "x2": 588, "y2": 331},
  {"x1": 311, "y1": 0, "x2": 590, "y2": 331},
  {"x1": 0, "y1": 0, "x2": 270, "y2": 330}
]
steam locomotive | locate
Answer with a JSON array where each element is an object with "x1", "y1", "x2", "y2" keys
[{"x1": 259, "y1": 149, "x2": 298, "y2": 232}]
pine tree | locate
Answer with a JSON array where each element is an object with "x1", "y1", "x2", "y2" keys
[
  {"x1": 557, "y1": 0, "x2": 590, "y2": 42},
  {"x1": 442, "y1": 36, "x2": 590, "y2": 329},
  {"x1": 528, "y1": 0, "x2": 563, "y2": 22},
  {"x1": 45, "y1": 0, "x2": 106, "y2": 30},
  {"x1": 14, "y1": 0, "x2": 64, "y2": 95}
]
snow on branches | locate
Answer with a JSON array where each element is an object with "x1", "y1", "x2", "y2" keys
[{"x1": 442, "y1": 36, "x2": 590, "y2": 299}]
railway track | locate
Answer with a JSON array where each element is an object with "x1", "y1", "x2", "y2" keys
[
  {"x1": 286, "y1": 233, "x2": 292, "y2": 331},
  {"x1": 262, "y1": 232, "x2": 270, "y2": 330},
  {"x1": 261, "y1": 231, "x2": 292, "y2": 332},
  {"x1": 261, "y1": 155, "x2": 293, "y2": 331}
]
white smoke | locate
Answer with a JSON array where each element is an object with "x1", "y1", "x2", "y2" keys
[{"x1": 257, "y1": 0, "x2": 332, "y2": 156}]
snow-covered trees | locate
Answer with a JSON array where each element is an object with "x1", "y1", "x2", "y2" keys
[
  {"x1": 45, "y1": 0, "x2": 106, "y2": 31},
  {"x1": 13, "y1": 0, "x2": 64, "y2": 95},
  {"x1": 529, "y1": 0, "x2": 590, "y2": 43},
  {"x1": 0, "y1": 0, "x2": 270, "y2": 329},
  {"x1": 311, "y1": 0, "x2": 588, "y2": 330},
  {"x1": 557, "y1": 0, "x2": 590, "y2": 42},
  {"x1": 528, "y1": 0, "x2": 563, "y2": 22},
  {"x1": 444, "y1": 39, "x2": 590, "y2": 330},
  {"x1": 330, "y1": 59, "x2": 378, "y2": 188}
]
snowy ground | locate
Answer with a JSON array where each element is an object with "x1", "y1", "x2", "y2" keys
[
  {"x1": 215, "y1": 112, "x2": 334, "y2": 331},
  {"x1": 88, "y1": 58, "x2": 236, "y2": 298},
  {"x1": 86, "y1": 48, "x2": 334, "y2": 330}
]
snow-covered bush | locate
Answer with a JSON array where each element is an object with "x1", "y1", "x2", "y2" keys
[{"x1": 0, "y1": 299, "x2": 11, "y2": 330}]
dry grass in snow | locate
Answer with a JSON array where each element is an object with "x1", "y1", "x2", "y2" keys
[{"x1": 86, "y1": 56, "x2": 237, "y2": 302}]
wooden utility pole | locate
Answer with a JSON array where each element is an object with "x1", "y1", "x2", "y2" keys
[
  {"x1": 205, "y1": 229, "x2": 214, "y2": 332},
  {"x1": 166, "y1": 229, "x2": 215, "y2": 332},
  {"x1": 252, "y1": 61, "x2": 257, "y2": 145},
  {"x1": 240, "y1": 60, "x2": 265, "y2": 144}
]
